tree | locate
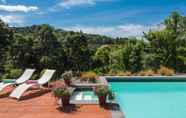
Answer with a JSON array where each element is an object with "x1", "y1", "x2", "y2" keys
[
  {"x1": 93, "y1": 45, "x2": 112, "y2": 68},
  {"x1": 164, "y1": 11, "x2": 182, "y2": 34},
  {"x1": 63, "y1": 34, "x2": 91, "y2": 71},
  {"x1": 109, "y1": 48, "x2": 124, "y2": 71},
  {"x1": 129, "y1": 43, "x2": 144, "y2": 72},
  {"x1": 145, "y1": 12, "x2": 186, "y2": 71},
  {"x1": 9, "y1": 34, "x2": 34, "y2": 69},
  {"x1": 145, "y1": 30, "x2": 177, "y2": 68},
  {"x1": 0, "y1": 20, "x2": 13, "y2": 74},
  {"x1": 122, "y1": 42, "x2": 134, "y2": 71},
  {"x1": 33, "y1": 25, "x2": 66, "y2": 75}
]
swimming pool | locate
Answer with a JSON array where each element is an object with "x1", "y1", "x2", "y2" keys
[{"x1": 109, "y1": 82, "x2": 186, "y2": 118}]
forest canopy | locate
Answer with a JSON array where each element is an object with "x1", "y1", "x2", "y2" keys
[{"x1": 0, "y1": 12, "x2": 186, "y2": 79}]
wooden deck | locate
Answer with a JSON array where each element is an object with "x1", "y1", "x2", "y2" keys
[{"x1": 0, "y1": 86, "x2": 111, "y2": 118}]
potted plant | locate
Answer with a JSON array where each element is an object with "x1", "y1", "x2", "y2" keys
[
  {"x1": 95, "y1": 85, "x2": 110, "y2": 106},
  {"x1": 53, "y1": 87, "x2": 71, "y2": 107},
  {"x1": 61, "y1": 71, "x2": 73, "y2": 86}
]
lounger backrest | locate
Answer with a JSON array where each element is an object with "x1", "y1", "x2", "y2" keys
[
  {"x1": 38, "y1": 69, "x2": 56, "y2": 85},
  {"x1": 16, "y1": 69, "x2": 35, "y2": 84}
]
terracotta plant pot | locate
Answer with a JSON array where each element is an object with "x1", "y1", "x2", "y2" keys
[
  {"x1": 64, "y1": 79, "x2": 71, "y2": 86},
  {"x1": 98, "y1": 95, "x2": 107, "y2": 105},
  {"x1": 61, "y1": 96, "x2": 70, "y2": 106}
]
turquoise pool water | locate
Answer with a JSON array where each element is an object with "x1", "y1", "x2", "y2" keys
[{"x1": 109, "y1": 82, "x2": 186, "y2": 118}]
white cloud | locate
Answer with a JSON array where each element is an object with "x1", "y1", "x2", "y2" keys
[
  {"x1": 0, "y1": 5, "x2": 38, "y2": 12},
  {"x1": 0, "y1": 15, "x2": 24, "y2": 25},
  {"x1": 59, "y1": 0, "x2": 109, "y2": 9},
  {"x1": 63, "y1": 24, "x2": 165, "y2": 38},
  {"x1": 48, "y1": 0, "x2": 111, "y2": 12},
  {"x1": 60, "y1": 0, "x2": 94, "y2": 8}
]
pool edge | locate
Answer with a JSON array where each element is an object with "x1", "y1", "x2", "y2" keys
[{"x1": 104, "y1": 76, "x2": 186, "y2": 82}]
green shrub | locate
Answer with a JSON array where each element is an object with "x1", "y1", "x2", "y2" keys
[
  {"x1": 2, "y1": 68, "x2": 23, "y2": 79},
  {"x1": 31, "y1": 74, "x2": 39, "y2": 80},
  {"x1": 9, "y1": 69, "x2": 22, "y2": 78}
]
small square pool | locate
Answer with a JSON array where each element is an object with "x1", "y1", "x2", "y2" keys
[{"x1": 70, "y1": 88, "x2": 98, "y2": 104}]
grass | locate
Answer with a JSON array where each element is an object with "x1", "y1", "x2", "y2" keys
[
  {"x1": 80, "y1": 71, "x2": 97, "y2": 82},
  {"x1": 137, "y1": 70, "x2": 155, "y2": 76},
  {"x1": 157, "y1": 66, "x2": 175, "y2": 76},
  {"x1": 106, "y1": 66, "x2": 176, "y2": 76},
  {"x1": 115, "y1": 71, "x2": 132, "y2": 76}
]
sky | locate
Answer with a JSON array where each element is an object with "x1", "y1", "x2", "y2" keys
[{"x1": 0, "y1": 0, "x2": 186, "y2": 37}]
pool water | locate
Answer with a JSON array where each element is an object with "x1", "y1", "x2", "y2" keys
[
  {"x1": 109, "y1": 82, "x2": 186, "y2": 118},
  {"x1": 71, "y1": 90, "x2": 98, "y2": 101}
]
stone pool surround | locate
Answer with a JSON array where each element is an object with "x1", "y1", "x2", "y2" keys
[
  {"x1": 70, "y1": 77, "x2": 124, "y2": 118},
  {"x1": 105, "y1": 75, "x2": 186, "y2": 82}
]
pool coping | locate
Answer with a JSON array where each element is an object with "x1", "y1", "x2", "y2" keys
[
  {"x1": 70, "y1": 100, "x2": 98, "y2": 104},
  {"x1": 108, "y1": 102, "x2": 125, "y2": 118},
  {"x1": 71, "y1": 77, "x2": 108, "y2": 88},
  {"x1": 104, "y1": 75, "x2": 186, "y2": 82}
]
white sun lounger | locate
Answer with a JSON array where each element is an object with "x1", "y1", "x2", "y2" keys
[
  {"x1": 0, "y1": 69, "x2": 35, "y2": 92},
  {"x1": 9, "y1": 69, "x2": 56, "y2": 100}
]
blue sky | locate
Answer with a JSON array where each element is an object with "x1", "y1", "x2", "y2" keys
[{"x1": 0, "y1": 0, "x2": 186, "y2": 37}]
